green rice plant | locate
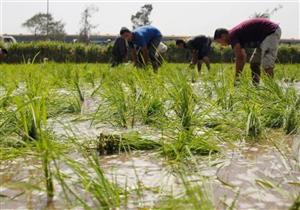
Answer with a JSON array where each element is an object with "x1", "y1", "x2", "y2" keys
[
  {"x1": 212, "y1": 66, "x2": 235, "y2": 111},
  {"x1": 96, "y1": 74, "x2": 129, "y2": 127},
  {"x1": 245, "y1": 105, "x2": 263, "y2": 139},
  {"x1": 83, "y1": 68, "x2": 97, "y2": 87},
  {"x1": 158, "y1": 68, "x2": 220, "y2": 160},
  {"x1": 54, "y1": 139, "x2": 122, "y2": 209},
  {"x1": 6, "y1": 65, "x2": 58, "y2": 201},
  {"x1": 154, "y1": 172, "x2": 215, "y2": 210},
  {"x1": 284, "y1": 106, "x2": 299, "y2": 134},
  {"x1": 12, "y1": 69, "x2": 48, "y2": 140},
  {"x1": 52, "y1": 65, "x2": 86, "y2": 114},
  {"x1": 249, "y1": 75, "x2": 300, "y2": 134},
  {"x1": 289, "y1": 195, "x2": 300, "y2": 210},
  {"x1": 47, "y1": 93, "x2": 82, "y2": 116},
  {"x1": 165, "y1": 70, "x2": 197, "y2": 131},
  {"x1": 0, "y1": 87, "x2": 18, "y2": 143},
  {"x1": 142, "y1": 97, "x2": 164, "y2": 125},
  {"x1": 132, "y1": 71, "x2": 165, "y2": 126},
  {"x1": 161, "y1": 131, "x2": 219, "y2": 161},
  {"x1": 97, "y1": 132, "x2": 161, "y2": 155},
  {"x1": 0, "y1": 84, "x2": 16, "y2": 109},
  {"x1": 94, "y1": 69, "x2": 150, "y2": 128},
  {"x1": 14, "y1": 99, "x2": 55, "y2": 201},
  {"x1": 72, "y1": 69, "x2": 85, "y2": 103},
  {"x1": 125, "y1": 71, "x2": 145, "y2": 128}
]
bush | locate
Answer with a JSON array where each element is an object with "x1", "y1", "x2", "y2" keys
[{"x1": 2, "y1": 41, "x2": 300, "y2": 64}]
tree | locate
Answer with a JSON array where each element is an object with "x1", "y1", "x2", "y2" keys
[
  {"x1": 22, "y1": 13, "x2": 65, "y2": 40},
  {"x1": 251, "y1": 5, "x2": 283, "y2": 18},
  {"x1": 78, "y1": 5, "x2": 99, "y2": 43},
  {"x1": 131, "y1": 4, "x2": 153, "y2": 29}
]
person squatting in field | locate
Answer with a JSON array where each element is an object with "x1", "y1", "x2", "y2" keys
[
  {"x1": 111, "y1": 36, "x2": 128, "y2": 67},
  {"x1": 120, "y1": 25, "x2": 163, "y2": 72},
  {"x1": 176, "y1": 35, "x2": 212, "y2": 74},
  {"x1": 214, "y1": 18, "x2": 281, "y2": 85},
  {"x1": 0, "y1": 48, "x2": 8, "y2": 61}
]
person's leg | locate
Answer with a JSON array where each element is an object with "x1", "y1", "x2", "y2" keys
[
  {"x1": 249, "y1": 48, "x2": 262, "y2": 85},
  {"x1": 197, "y1": 60, "x2": 203, "y2": 73},
  {"x1": 148, "y1": 36, "x2": 162, "y2": 72},
  {"x1": 201, "y1": 40, "x2": 211, "y2": 71},
  {"x1": 202, "y1": 56, "x2": 210, "y2": 70},
  {"x1": 261, "y1": 27, "x2": 281, "y2": 78}
]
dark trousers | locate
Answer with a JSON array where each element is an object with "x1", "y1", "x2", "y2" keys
[{"x1": 147, "y1": 36, "x2": 163, "y2": 71}]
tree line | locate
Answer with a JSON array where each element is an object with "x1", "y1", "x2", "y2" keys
[
  {"x1": 22, "y1": 4, "x2": 153, "y2": 43},
  {"x1": 21, "y1": 4, "x2": 282, "y2": 44}
]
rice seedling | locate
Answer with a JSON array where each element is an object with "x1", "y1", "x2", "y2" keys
[
  {"x1": 164, "y1": 69, "x2": 197, "y2": 131},
  {"x1": 289, "y1": 195, "x2": 300, "y2": 210},
  {"x1": 0, "y1": 64, "x2": 63, "y2": 202},
  {"x1": 245, "y1": 105, "x2": 263, "y2": 138},
  {"x1": 97, "y1": 132, "x2": 161, "y2": 155},
  {"x1": 52, "y1": 137, "x2": 123, "y2": 209},
  {"x1": 161, "y1": 131, "x2": 219, "y2": 161},
  {"x1": 95, "y1": 73, "x2": 130, "y2": 127},
  {"x1": 94, "y1": 68, "x2": 163, "y2": 128},
  {"x1": 244, "y1": 74, "x2": 300, "y2": 134},
  {"x1": 211, "y1": 65, "x2": 235, "y2": 111},
  {"x1": 154, "y1": 164, "x2": 215, "y2": 210},
  {"x1": 284, "y1": 106, "x2": 299, "y2": 134}
]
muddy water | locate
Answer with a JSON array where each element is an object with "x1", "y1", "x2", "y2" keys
[
  {"x1": 213, "y1": 139, "x2": 300, "y2": 209},
  {"x1": 1, "y1": 137, "x2": 299, "y2": 210},
  {"x1": 98, "y1": 139, "x2": 300, "y2": 210}
]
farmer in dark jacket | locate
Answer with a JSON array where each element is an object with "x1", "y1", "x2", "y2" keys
[
  {"x1": 176, "y1": 35, "x2": 211, "y2": 73},
  {"x1": 214, "y1": 18, "x2": 281, "y2": 84},
  {"x1": 111, "y1": 37, "x2": 127, "y2": 67},
  {"x1": 120, "y1": 25, "x2": 163, "y2": 71}
]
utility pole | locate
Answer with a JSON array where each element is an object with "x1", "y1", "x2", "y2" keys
[{"x1": 46, "y1": 0, "x2": 49, "y2": 37}]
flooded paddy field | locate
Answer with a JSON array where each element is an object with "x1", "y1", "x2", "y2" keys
[{"x1": 0, "y1": 63, "x2": 300, "y2": 210}]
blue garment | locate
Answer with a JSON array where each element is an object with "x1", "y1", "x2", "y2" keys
[{"x1": 132, "y1": 26, "x2": 162, "y2": 48}]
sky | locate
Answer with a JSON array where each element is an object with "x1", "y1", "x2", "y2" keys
[{"x1": 0, "y1": 0, "x2": 299, "y2": 38}]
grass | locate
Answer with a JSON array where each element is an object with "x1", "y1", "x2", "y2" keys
[{"x1": 0, "y1": 62, "x2": 299, "y2": 209}]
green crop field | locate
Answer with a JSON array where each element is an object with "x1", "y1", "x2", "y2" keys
[{"x1": 1, "y1": 63, "x2": 300, "y2": 209}]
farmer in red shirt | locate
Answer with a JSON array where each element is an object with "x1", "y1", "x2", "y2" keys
[{"x1": 214, "y1": 18, "x2": 281, "y2": 85}]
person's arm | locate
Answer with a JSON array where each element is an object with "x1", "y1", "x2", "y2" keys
[
  {"x1": 141, "y1": 46, "x2": 149, "y2": 65},
  {"x1": 233, "y1": 43, "x2": 247, "y2": 77}
]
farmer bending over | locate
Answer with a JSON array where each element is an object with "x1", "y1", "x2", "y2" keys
[
  {"x1": 111, "y1": 36, "x2": 128, "y2": 67},
  {"x1": 0, "y1": 48, "x2": 8, "y2": 61},
  {"x1": 120, "y1": 26, "x2": 163, "y2": 72},
  {"x1": 176, "y1": 35, "x2": 211, "y2": 74},
  {"x1": 214, "y1": 18, "x2": 281, "y2": 85}
]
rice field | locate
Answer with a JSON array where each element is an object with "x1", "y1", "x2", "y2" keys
[{"x1": 0, "y1": 63, "x2": 300, "y2": 210}]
